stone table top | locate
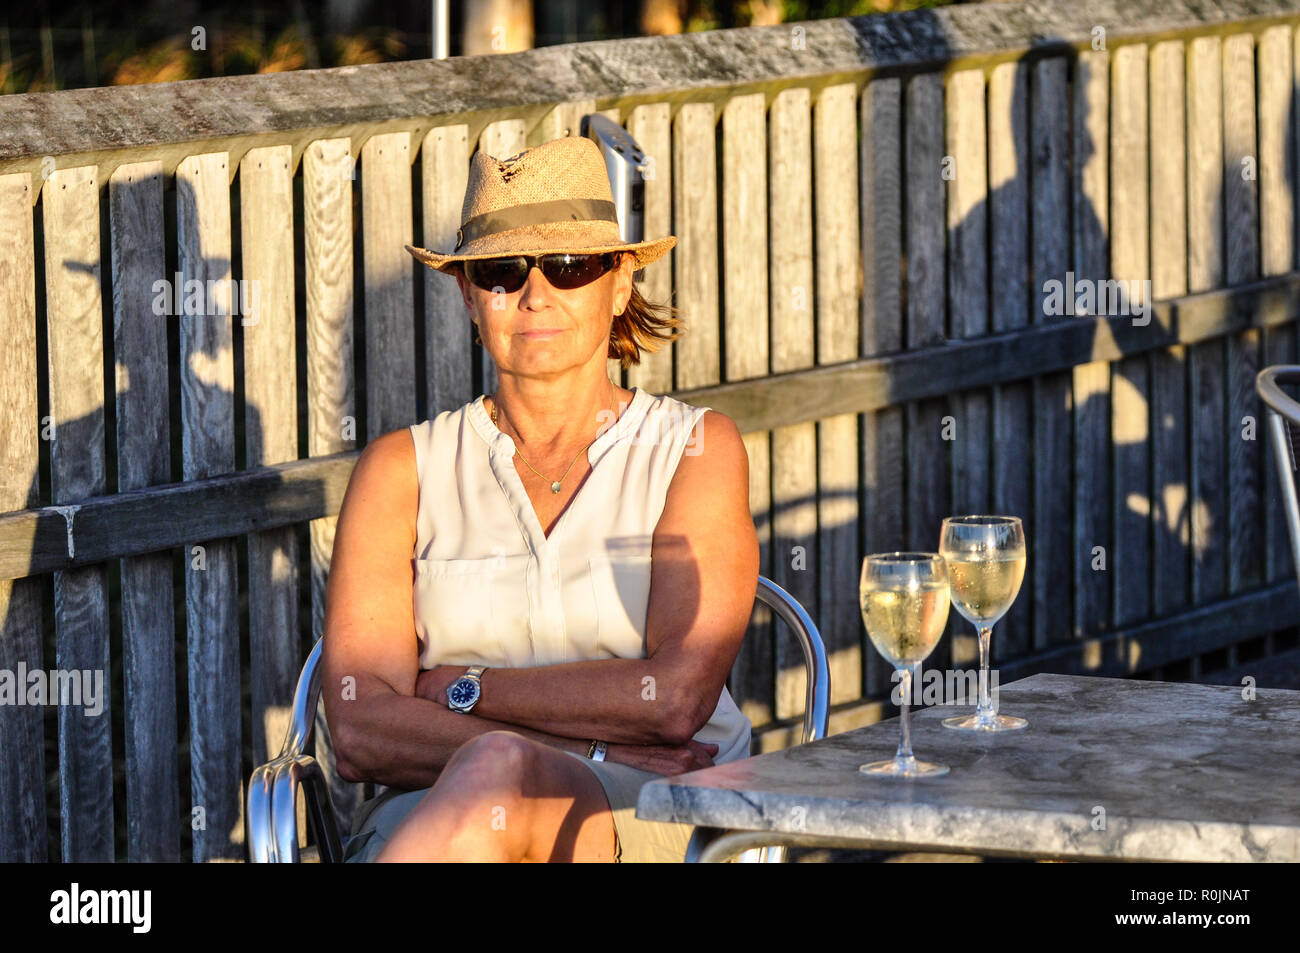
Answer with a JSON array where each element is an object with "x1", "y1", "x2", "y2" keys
[{"x1": 637, "y1": 673, "x2": 1300, "y2": 861}]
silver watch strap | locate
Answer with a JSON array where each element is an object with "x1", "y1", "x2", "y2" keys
[
  {"x1": 591, "y1": 740, "x2": 607, "y2": 762},
  {"x1": 465, "y1": 665, "x2": 486, "y2": 682}
]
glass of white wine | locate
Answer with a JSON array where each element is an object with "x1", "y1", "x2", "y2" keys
[
  {"x1": 859, "y1": 552, "x2": 951, "y2": 778},
  {"x1": 939, "y1": 515, "x2": 1027, "y2": 732}
]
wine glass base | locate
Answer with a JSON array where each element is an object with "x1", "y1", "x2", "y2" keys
[
  {"x1": 859, "y1": 759, "x2": 949, "y2": 778},
  {"x1": 941, "y1": 713, "x2": 1028, "y2": 732}
]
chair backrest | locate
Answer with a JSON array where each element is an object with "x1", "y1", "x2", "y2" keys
[{"x1": 1256, "y1": 366, "x2": 1300, "y2": 596}]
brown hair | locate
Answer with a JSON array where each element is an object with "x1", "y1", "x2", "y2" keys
[{"x1": 608, "y1": 253, "x2": 684, "y2": 370}]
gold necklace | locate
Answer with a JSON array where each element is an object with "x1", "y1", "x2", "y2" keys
[{"x1": 489, "y1": 380, "x2": 615, "y2": 494}]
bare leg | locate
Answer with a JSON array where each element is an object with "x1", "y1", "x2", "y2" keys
[{"x1": 374, "y1": 731, "x2": 617, "y2": 862}]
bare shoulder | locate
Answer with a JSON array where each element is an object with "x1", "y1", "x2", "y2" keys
[
  {"x1": 336, "y1": 426, "x2": 418, "y2": 542},
  {"x1": 663, "y1": 408, "x2": 749, "y2": 508},
  {"x1": 674, "y1": 408, "x2": 747, "y2": 477}
]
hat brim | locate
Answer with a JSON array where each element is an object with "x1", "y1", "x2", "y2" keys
[{"x1": 404, "y1": 234, "x2": 676, "y2": 276}]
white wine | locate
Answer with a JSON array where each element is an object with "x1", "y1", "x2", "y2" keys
[
  {"x1": 943, "y1": 552, "x2": 1026, "y2": 625},
  {"x1": 860, "y1": 583, "x2": 950, "y2": 667}
]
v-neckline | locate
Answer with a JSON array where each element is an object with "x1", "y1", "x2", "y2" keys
[{"x1": 468, "y1": 386, "x2": 651, "y2": 548}]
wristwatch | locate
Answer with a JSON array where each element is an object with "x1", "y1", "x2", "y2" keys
[
  {"x1": 447, "y1": 665, "x2": 487, "y2": 713},
  {"x1": 586, "y1": 740, "x2": 607, "y2": 762}
]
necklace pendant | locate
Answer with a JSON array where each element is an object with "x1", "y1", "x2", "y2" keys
[{"x1": 550, "y1": 481, "x2": 562, "y2": 494}]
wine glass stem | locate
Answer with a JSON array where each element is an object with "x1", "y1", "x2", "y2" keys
[
  {"x1": 976, "y1": 625, "x2": 995, "y2": 720},
  {"x1": 896, "y1": 664, "x2": 916, "y2": 764}
]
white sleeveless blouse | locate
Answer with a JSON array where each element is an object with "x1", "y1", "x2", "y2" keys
[{"x1": 407, "y1": 386, "x2": 752, "y2": 765}]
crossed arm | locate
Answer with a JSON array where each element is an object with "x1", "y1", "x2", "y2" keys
[{"x1": 323, "y1": 411, "x2": 758, "y2": 791}]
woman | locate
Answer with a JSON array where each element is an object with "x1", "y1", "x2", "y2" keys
[{"x1": 323, "y1": 136, "x2": 758, "y2": 862}]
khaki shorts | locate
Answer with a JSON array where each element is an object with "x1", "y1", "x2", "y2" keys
[{"x1": 342, "y1": 751, "x2": 694, "y2": 863}]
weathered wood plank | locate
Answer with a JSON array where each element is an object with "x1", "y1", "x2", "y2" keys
[
  {"x1": 1149, "y1": 41, "x2": 1190, "y2": 620},
  {"x1": 419, "y1": 124, "x2": 473, "y2": 416},
  {"x1": 947, "y1": 68, "x2": 990, "y2": 526},
  {"x1": 1223, "y1": 33, "x2": 1263, "y2": 594},
  {"x1": 768, "y1": 87, "x2": 814, "y2": 724},
  {"x1": 860, "y1": 77, "x2": 904, "y2": 698},
  {"x1": 176, "y1": 151, "x2": 242, "y2": 862},
  {"x1": 1069, "y1": 51, "x2": 1109, "y2": 642},
  {"x1": 6, "y1": 0, "x2": 1300, "y2": 186},
  {"x1": 1110, "y1": 44, "x2": 1151, "y2": 628},
  {"x1": 239, "y1": 145, "x2": 302, "y2": 791},
  {"x1": 721, "y1": 91, "x2": 774, "y2": 726},
  {"x1": 0, "y1": 171, "x2": 47, "y2": 863},
  {"x1": 1188, "y1": 37, "x2": 1227, "y2": 606},
  {"x1": 475, "y1": 120, "x2": 527, "y2": 396},
  {"x1": 303, "y1": 136, "x2": 363, "y2": 837},
  {"x1": 626, "y1": 103, "x2": 675, "y2": 394},
  {"x1": 905, "y1": 72, "x2": 951, "y2": 670},
  {"x1": 361, "y1": 132, "x2": 416, "y2": 439},
  {"x1": 109, "y1": 159, "x2": 180, "y2": 862},
  {"x1": 44, "y1": 163, "x2": 114, "y2": 861},
  {"x1": 988, "y1": 60, "x2": 1032, "y2": 657},
  {"x1": 813, "y1": 83, "x2": 861, "y2": 707},
  {"x1": 1261, "y1": 25, "x2": 1297, "y2": 583},
  {"x1": 1036, "y1": 55, "x2": 1075, "y2": 649},
  {"x1": 673, "y1": 102, "x2": 720, "y2": 391}
]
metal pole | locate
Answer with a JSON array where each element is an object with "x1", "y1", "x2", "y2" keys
[{"x1": 431, "y1": 0, "x2": 449, "y2": 58}]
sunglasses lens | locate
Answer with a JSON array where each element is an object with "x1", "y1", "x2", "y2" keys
[
  {"x1": 466, "y1": 257, "x2": 527, "y2": 292},
  {"x1": 542, "y1": 253, "x2": 616, "y2": 289}
]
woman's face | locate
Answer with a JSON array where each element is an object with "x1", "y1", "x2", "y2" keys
[{"x1": 455, "y1": 252, "x2": 635, "y2": 381}]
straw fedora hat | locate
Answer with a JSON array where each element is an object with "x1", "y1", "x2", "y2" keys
[{"x1": 404, "y1": 136, "x2": 676, "y2": 275}]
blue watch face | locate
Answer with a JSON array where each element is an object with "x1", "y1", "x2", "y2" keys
[{"x1": 449, "y1": 679, "x2": 479, "y2": 707}]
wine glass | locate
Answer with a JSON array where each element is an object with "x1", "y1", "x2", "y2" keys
[
  {"x1": 939, "y1": 516, "x2": 1027, "y2": 732},
  {"x1": 859, "y1": 552, "x2": 951, "y2": 778}
]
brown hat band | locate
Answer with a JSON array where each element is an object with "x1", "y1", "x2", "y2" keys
[{"x1": 456, "y1": 198, "x2": 619, "y2": 250}]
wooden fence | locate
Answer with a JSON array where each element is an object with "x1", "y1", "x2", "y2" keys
[{"x1": 2, "y1": 0, "x2": 1299, "y2": 861}]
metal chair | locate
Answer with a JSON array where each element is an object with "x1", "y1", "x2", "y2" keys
[
  {"x1": 247, "y1": 574, "x2": 830, "y2": 863},
  {"x1": 1257, "y1": 366, "x2": 1300, "y2": 595}
]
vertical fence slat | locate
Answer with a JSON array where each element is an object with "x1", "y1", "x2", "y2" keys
[
  {"x1": 988, "y1": 61, "x2": 1033, "y2": 658},
  {"x1": 814, "y1": 83, "x2": 862, "y2": 706},
  {"x1": 1149, "y1": 41, "x2": 1190, "y2": 622},
  {"x1": 1111, "y1": 44, "x2": 1151, "y2": 629},
  {"x1": 721, "y1": 91, "x2": 774, "y2": 731},
  {"x1": 0, "y1": 171, "x2": 47, "y2": 862},
  {"x1": 1224, "y1": 34, "x2": 1264, "y2": 605},
  {"x1": 946, "y1": 67, "x2": 990, "y2": 670},
  {"x1": 1070, "y1": 52, "x2": 1109, "y2": 644},
  {"x1": 45, "y1": 164, "x2": 114, "y2": 861},
  {"x1": 177, "y1": 152, "x2": 241, "y2": 861},
  {"x1": 674, "y1": 102, "x2": 720, "y2": 391},
  {"x1": 477, "y1": 120, "x2": 528, "y2": 396},
  {"x1": 947, "y1": 67, "x2": 990, "y2": 518},
  {"x1": 361, "y1": 132, "x2": 416, "y2": 440},
  {"x1": 769, "y1": 87, "x2": 815, "y2": 727},
  {"x1": 860, "y1": 77, "x2": 904, "y2": 699},
  {"x1": 239, "y1": 146, "x2": 302, "y2": 800},
  {"x1": 1034, "y1": 56, "x2": 1075, "y2": 649},
  {"x1": 626, "y1": 103, "x2": 675, "y2": 394},
  {"x1": 1261, "y1": 26, "x2": 1297, "y2": 584},
  {"x1": 304, "y1": 137, "x2": 363, "y2": 835},
  {"x1": 1188, "y1": 37, "x2": 1227, "y2": 607},
  {"x1": 904, "y1": 72, "x2": 951, "y2": 670},
  {"x1": 420, "y1": 124, "x2": 473, "y2": 416},
  {"x1": 109, "y1": 160, "x2": 180, "y2": 861}
]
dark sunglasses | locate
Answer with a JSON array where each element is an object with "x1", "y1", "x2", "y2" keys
[{"x1": 463, "y1": 252, "x2": 620, "y2": 294}]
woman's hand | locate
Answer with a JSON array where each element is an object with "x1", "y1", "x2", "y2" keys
[
  {"x1": 603, "y1": 739, "x2": 719, "y2": 776},
  {"x1": 415, "y1": 665, "x2": 465, "y2": 706}
]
